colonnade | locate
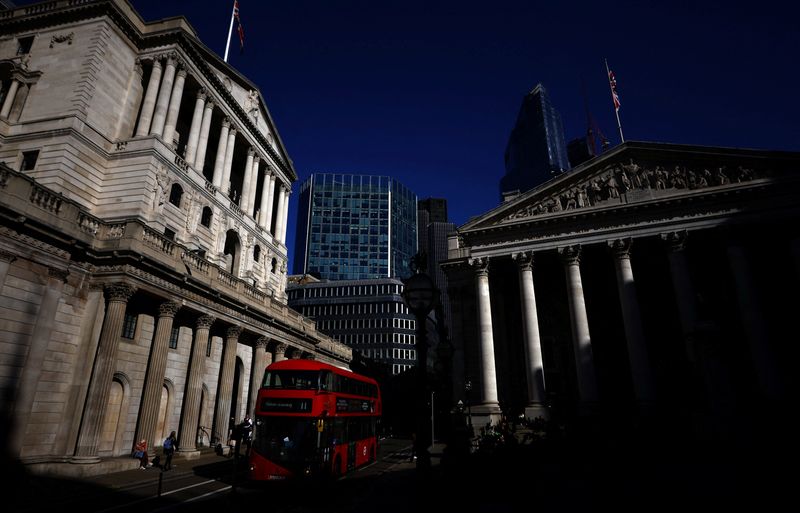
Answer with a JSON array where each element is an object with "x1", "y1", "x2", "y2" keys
[
  {"x1": 67, "y1": 282, "x2": 315, "y2": 462},
  {"x1": 134, "y1": 53, "x2": 291, "y2": 244},
  {"x1": 466, "y1": 231, "x2": 778, "y2": 417}
]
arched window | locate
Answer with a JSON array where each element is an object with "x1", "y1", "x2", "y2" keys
[
  {"x1": 254, "y1": 245, "x2": 261, "y2": 262},
  {"x1": 169, "y1": 183, "x2": 183, "y2": 207},
  {"x1": 201, "y1": 206, "x2": 213, "y2": 227}
]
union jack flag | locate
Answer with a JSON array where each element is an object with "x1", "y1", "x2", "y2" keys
[
  {"x1": 608, "y1": 69, "x2": 620, "y2": 111},
  {"x1": 234, "y1": 0, "x2": 244, "y2": 52}
]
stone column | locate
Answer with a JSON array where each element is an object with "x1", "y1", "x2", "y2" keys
[
  {"x1": 220, "y1": 128, "x2": 237, "y2": 196},
  {"x1": 162, "y1": 67, "x2": 187, "y2": 147},
  {"x1": 513, "y1": 251, "x2": 548, "y2": 419},
  {"x1": 249, "y1": 337, "x2": 270, "y2": 416},
  {"x1": 258, "y1": 170, "x2": 272, "y2": 228},
  {"x1": 263, "y1": 174, "x2": 276, "y2": 233},
  {"x1": 184, "y1": 89, "x2": 207, "y2": 166},
  {"x1": 135, "y1": 57, "x2": 163, "y2": 137},
  {"x1": 274, "y1": 184, "x2": 286, "y2": 243},
  {"x1": 609, "y1": 238, "x2": 655, "y2": 408},
  {"x1": 178, "y1": 314, "x2": 215, "y2": 452},
  {"x1": 240, "y1": 148, "x2": 255, "y2": 211},
  {"x1": 726, "y1": 240, "x2": 781, "y2": 402},
  {"x1": 246, "y1": 156, "x2": 260, "y2": 217},
  {"x1": 0, "y1": 79, "x2": 20, "y2": 118},
  {"x1": 72, "y1": 283, "x2": 136, "y2": 462},
  {"x1": 11, "y1": 267, "x2": 68, "y2": 455},
  {"x1": 149, "y1": 54, "x2": 177, "y2": 137},
  {"x1": 559, "y1": 245, "x2": 599, "y2": 409},
  {"x1": 471, "y1": 257, "x2": 499, "y2": 407},
  {"x1": 0, "y1": 250, "x2": 16, "y2": 288},
  {"x1": 211, "y1": 118, "x2": 230, "y2": 188},
  {"x1": 194, "y1": 100, "x2": 215, "y2": 171},
  {"x1": 280, "y1": 190, "x2": 291, "y2": 243},
  {"x1": 214, "y1": 326, "x2": 242, "y2": 444},
  {"x1": 274, "y1": 342, "x2": 288, "y2": 362},
  {"x1": 661, "y1": 231, "x2": 699, "y2": 363},
  {"x1": 135, "y1": 300, "x2": 180, "y2": 457}
]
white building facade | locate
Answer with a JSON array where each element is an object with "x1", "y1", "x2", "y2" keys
[{"x1": 0, "y1": 0, "x2": 350, "y2": 476}]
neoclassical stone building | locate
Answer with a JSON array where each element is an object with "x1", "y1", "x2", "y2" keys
[
  {"x1": 443, "y1": 141, "x2": 799, "y2": 438},
  {"x1": 0, "y1": 0, "x2": 350, "y2": 475}
]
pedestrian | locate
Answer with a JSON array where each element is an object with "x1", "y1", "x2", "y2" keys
[
  {"x1": 133, "y1": 439, "x2": 150, "y2": 469},
  {"x1": 239, "y1": 415, "x2": 253, "y2": 457},
  {"x1": 163, "y1": 430, "x2": 177, "y2": 471}
]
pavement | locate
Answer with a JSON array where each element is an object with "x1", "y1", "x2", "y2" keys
[{"x1": 11, "y1": 432, "x2": 793, "y2": 512}]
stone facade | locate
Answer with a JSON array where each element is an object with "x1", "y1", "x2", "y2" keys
[
  {"x1": 443, "y1": 141, "x2": 800, "y2": 438},
  {"x1": 0, "y1": 0, "x2": 350, "y2": 476}
]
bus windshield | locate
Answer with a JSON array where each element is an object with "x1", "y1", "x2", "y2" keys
[
  {"x1": 262, "y1": 370, "x2": 320, "y2": 390},
  {"x1": 253, "y1": 417, "x2": 318, "y2": 469}
]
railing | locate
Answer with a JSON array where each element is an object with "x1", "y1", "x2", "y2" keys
[
  {"x1": 30, "y1": 185, "x2": 62, "y2": 214},
  {"x1": 142, "y1": 225, "x2": 176, "y2": 256}
]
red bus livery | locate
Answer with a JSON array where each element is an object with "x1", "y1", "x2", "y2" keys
[{"x1": 249, "y1": 359, "x2": 381, "y2": 480}]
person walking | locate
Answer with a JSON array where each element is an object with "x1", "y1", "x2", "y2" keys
[{"x1": 163, "y1": 431, "x2": 178, "y2": 471}]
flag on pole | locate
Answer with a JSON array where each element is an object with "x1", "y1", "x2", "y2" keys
[
  {"x1": 604, "y1": 58, "x2": 625, "y2": 143},
  {"x1": 234, "y1": 0, "x2": 244, "y2": 52},
  {"x1": 608, "y1": 69, "x2": 620, "y2": 111}
]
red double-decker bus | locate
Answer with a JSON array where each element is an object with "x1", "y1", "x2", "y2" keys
[{"x1": 249, "y1": 359, "x2": 381, "y2": 480}]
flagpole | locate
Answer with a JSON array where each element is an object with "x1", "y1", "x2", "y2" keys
[
  {"x1": 605, "y1": 58, "x2": 625, "y2": 143},
  {"x1": 224, "y1": 1, "x2": 236, "y2": 62}
]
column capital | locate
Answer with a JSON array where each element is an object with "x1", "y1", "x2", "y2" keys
[
  {"x1": 221, "y1": 117, "x2": 230, "y2": 128},
  {"x1": 608, "y1": 238, "x2": 633, "y2": 260},
  {"x1": 204, "y1": 99, "x2": 215, "y2": 110},
  {"x1": 226, "y1": 325, "x2": 243, "y2": 339},
  {"x1": 158, "y1": 300, "x2": 181, "y2": 318},
  {"x1": 228, "y1": 128, "x2": 238, "y2": 137},
  {"x1": 0, "y1": 250, "x2": 16, "y2": 263},
  {"x1": 196, "y1": 314, "x2": 215, "y2": 329},
  {"x1": 247, "y1": 147, "x2": 255, "y2": 157},
  {"x1": 165, "y1": 51, "x2": 178, "y2": 63},
  {"x1": 253, "y1": 155, "x2": 260, "y2": 164},
  {"x1": 104, "y1": 283, "x2": 136, "y2": 303},
  {"x1": 150, "y1": 56, "x2": 164, "y2": 68},
  {"x1": 274, "y1": 342, "x2": 288, "y2": 354},
  {"x1": 255, "y1": 336, "x2": 270, "y2": 349},
  {"x1": 558, "y1": 245, "x2": 582, "y2": 265},
  {"x1": 304, "y1": 353, "x2": 316, "y2": 360},
  {"x1": 175, "y1": 67, "x2": 188, "y2": 79},
  {"x1": 134, "y1": 58, "x2": 144, "y2": 76},
  {"x1": 661, "y1": 230, "x2": 688, "y2": 252},
  {"x1": 468, "y1": 256, "x2": 490, "y2": 276},
  {"x1": 512, "y1": 251, "x2": 534, "y2": 271},
  {"x1": 47, "y1": 267, "x2": 69, "y2": 283},
  {"x1": 196, "y1": 88, "x2": 207, "y2": 100}
]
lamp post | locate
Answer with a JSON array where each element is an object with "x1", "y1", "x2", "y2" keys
[
  {"x1": 402, "y1": 263, "x2": 438, "y2": 471},
  {"x1": 465, "y1": 379, "x2": 474, "y2": 437}
]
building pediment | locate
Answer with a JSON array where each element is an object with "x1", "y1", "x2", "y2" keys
[{"x1": 462, "y1": 142, "x2": 793, "y2": 232}]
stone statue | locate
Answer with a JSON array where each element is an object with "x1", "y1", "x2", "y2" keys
[
  {"x1": 153, "y1": 165, "x2": 170, "y2": 212},
  {"x1": 245, "y1": 90, "x2": 259, "y2": 121}
]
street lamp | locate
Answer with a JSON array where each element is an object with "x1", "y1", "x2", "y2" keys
[
  {"x1": 402, "y1": 264, "x2": 438, "y2": 471},
  {"x1": 464, "y1": 379, "x2": 474, "y2": 436}
]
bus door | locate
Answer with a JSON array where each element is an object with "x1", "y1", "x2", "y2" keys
[{"x1": 347, "y1": 441, "x2": 356, "y2": 471}]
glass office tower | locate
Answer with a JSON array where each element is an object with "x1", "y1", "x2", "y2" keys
[
  {"x1": 501, "y1": 83, "x2": 570, "y2": 199},
  {"x1": 294, "y1": 173, "x2": 417, "y2": 280}
]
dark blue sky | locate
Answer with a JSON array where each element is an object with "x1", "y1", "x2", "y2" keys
[{"x1": 38, "y1": 1, "x2": 800, "y2": 270}]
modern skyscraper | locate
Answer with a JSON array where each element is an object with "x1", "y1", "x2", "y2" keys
[
  {"x1": 417, "y1": 198, "x2": 455, "y2": 347},
  {"x1": 294, "y1": 173, "x2": 417, "y2": 280},
  {"x1": 501, "y1": 83, "x2": 570, "y2": 199}
]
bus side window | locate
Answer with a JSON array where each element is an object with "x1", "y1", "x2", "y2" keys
[{"x1": 320, "y1": 371, "x2": 333, "y2": 391}]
